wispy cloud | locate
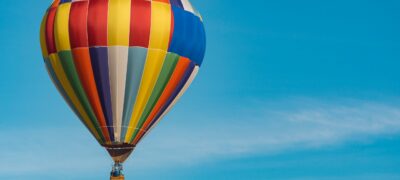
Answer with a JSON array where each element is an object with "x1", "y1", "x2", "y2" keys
[
  {"x1": 130, "y1": 98, "x2": 400, "y2": 168},
  {"x1": 1, "y1": 97, "x2": 400, "y2": 175}
]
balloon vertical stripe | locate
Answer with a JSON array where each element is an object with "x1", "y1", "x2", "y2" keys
[
  {"x1": 54, "y1": 3, "x2": 72, "y2": 51},
  {"x1": 129, "y1": 0, "x2": 151, "y2": 47},
  {"x1": 108, "y1": 0, "x2": 131, "y2": 46},
  {"x1": 40, "y1": 13, "x2": 49, "y2": 58},
  {"x1": 69, "y1": 1, "x2": 89, "y2": 48},
  {"x1": 90, "y1": 47, "x2": 115, "y2": 140},
  {"x1": 148, "y1": 2, "x2": 172, "y2": 51},
  {"x1": 88, "y1": 0, "x2": 108, "y2": 46},
  {"x1": 108, "y1": 46, "x2": 129, "y2": 142},
  {"x1": 121, "y1": 47, "x2": 147, "y2": 141},
  {"x1": 45, "y1": 8, "x2": 57, "y2": 54},
  {"x1": 108, "y1": 0, "x2": 132, "y2": 141}
]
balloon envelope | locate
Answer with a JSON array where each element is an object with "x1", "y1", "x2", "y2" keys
[{"x1": 40, "y1": 0, "x2": 205, "y2": 162}]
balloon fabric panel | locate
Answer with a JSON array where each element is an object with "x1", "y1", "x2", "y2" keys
[
  {"x1": 88, "y1": 0, "x2": 108, "y2": 46},
  {"x1": 121, "y1": 47, "x2": 148, "y2": 142},
  {"x1": 108, "y1": 46, "x2": 129, "y2": 142},
  {"x1": 45, "y1": 8, "x2": 57, "y2": 54},
  {"x1": 148, "y1": 1, "x2": 172, "y2": 51},
  {"x1": 169, "y1": 6, "x2": 206, "y2": 65},
  {"x1": 108, "y1": 0, "x2": 131, "y2": 46},
  {"x1": 54, "y1": 3, "x2": 72, "y2": 51},
  {"x1": 69, "y1": 1, "x2": 89, "y2": 48},
  {"x1": 89, "y1": 47, "x2": 115, "y2": 140},
  {"x1": 40, "y1": 13, "x2": 49, "y2": 58},
  {"x1": 130, "y1": 0, "x2": 151, "y2": 47}
]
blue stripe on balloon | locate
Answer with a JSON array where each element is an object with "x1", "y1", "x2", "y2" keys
[
  {"x1": 170, "y1": 0, "x2": 184, "y2": 8},
  {"x1": 89, "y1": 47, "x2": 115, "y2": 141},
  {"x1": 169, "y1": 6, "x2": 206, "y2": 66},
  {"x1": 121, "y1": 47, "x2": 148, "y2": 141},
  {"x1": 60, "y1": 0, "x2": 72, "y2": 4}
]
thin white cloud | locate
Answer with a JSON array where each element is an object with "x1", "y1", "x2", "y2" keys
[
  {"x1": 129, "y1": 98, "x2": 400, "y2": 168},
  {"x1": 1, "y1": 98, "x2": 399, "y2": 175}
]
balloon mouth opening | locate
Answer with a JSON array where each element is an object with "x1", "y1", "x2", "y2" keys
[{"x1": 103, "y1": 144, "x2": 135, "y2": 163}]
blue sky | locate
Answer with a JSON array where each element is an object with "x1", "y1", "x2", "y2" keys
[{"x1": 0, "y1": 0, "x2": 399, "y2": 179}]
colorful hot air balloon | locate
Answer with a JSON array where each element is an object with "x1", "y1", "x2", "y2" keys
[{"x1": 39, "y1": 0, "x2": 205, "y2": 178}]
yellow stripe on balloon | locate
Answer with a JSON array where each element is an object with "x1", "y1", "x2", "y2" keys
[
  {"x1": 124, "y1": 49, "x2": 166, "y2": 142},
  {"x1": 48, "y1": 54, "x2": 102, "y2": 141},
  {"x1": 148, "y1": 1, "x2": 172, "y2": 51},
  {"x1": 108, "y1": 0, "x2": 131, "y2": 46},
  {"x1": 40, "y1": 12, "x2": 49, "y2": 58},
  {"x1": 54, "y1": 3, "x2": 72, "y2": 51}
]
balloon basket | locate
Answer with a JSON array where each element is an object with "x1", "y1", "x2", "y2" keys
[
  {"x1": 110, "y1": 175, "x2": 124, "y2": 180},
  {"x1": 110, "y1": 162, "x2": 125, "y2": 180}
]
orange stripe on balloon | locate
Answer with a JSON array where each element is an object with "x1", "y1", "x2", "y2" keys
[
  {"x1": 153, "y1": 0, "x2": 170, "y2": 3},
  {"x1": 50, "y1": 0, "x2": 61, "y2": 8},
  {"x1": 72, "y1": 48, "x2": 111, "y2": 142},
  {"x1": 132, "y1": 57, "x2": 190, "y2": 144}
]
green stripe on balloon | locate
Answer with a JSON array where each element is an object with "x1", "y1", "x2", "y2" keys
[
  {"x1": 131, "y1": 53, "x2": 180, "y2": 141},
  {"x1": 58, "y1": 51, "x2": 106, "y2": 142}
]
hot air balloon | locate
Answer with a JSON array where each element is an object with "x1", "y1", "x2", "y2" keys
[{"x1": 39, "y1": 0, "x2": 205, "y2": 179}]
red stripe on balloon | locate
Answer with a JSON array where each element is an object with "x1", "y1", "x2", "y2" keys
[
  {"x1": 45, "y1": 8, "x2": 58, "y2": 54},
  {"x1": 129, "y1": 0, "x2": 151, "y2": 47},
  {"x1": 69, "y1": 1, "x2": 89, "y2": 48},
  {"x1": 88, "y1": 0, "x2": 108, "y2": 46}
]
